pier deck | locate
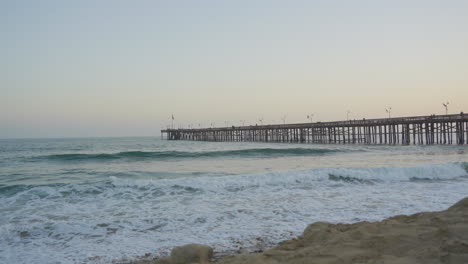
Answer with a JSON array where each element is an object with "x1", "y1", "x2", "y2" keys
[{"x1": 161, "y1": 114, "x2": 468, "y2": 145}]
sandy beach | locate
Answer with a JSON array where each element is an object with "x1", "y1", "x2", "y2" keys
[{"x1": 145, "y1": 196, "x2": 468, "y2": 264}]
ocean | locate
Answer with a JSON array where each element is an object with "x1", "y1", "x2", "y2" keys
[{"x1": 1, "y1": 137, "x2": 467, "y2": 264}]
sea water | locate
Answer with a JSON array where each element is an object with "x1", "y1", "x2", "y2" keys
[{"x1": 1, "y1": 137, "x2": 467, "y2": 263}]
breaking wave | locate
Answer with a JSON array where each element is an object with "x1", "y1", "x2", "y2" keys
[{"x1": 1, "y1": 162, "x2": 468, "y2": 264}]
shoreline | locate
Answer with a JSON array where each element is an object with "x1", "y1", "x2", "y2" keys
[{"x1": 134, "y1": 196, "x2": 468, "y2": 264}]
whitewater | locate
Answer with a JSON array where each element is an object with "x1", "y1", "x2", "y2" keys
[{"x1": 1, "y1": 137, "x2": 467, "y2": 264}]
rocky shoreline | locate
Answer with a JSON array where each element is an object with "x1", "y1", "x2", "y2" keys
[{"x1": 134, "y1": 197, "x2": 468, "y2": 264}]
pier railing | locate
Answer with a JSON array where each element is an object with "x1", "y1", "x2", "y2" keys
[{"x1": 161, "y1": 114, "x2": 468, "y2": 145}]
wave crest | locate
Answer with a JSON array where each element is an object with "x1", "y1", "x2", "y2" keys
[{"x1": 32, "y1": 148, "x2": 348, "y2": 162}]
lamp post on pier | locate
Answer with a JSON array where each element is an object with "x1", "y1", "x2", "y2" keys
[
  {"x1": 443, "y1": 102, "x2": 449, "y2": 115},
  {"x1": 258, "y1": 117, "x2": 264, "y2": 125},
  {"x1": 385, "y1": 107, "x2": 392, "y2": 118},
  {"x1": 281, "y1": 115, "x2": 287, "y2": 125}
]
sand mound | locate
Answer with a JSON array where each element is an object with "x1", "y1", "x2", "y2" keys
[{"x1": 218, "y1": 197, "x2": 468, "y2": 264}]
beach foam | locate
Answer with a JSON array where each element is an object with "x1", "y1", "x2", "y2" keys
[{"x1": 1, "y1": 162, "x2": 467, "y2": 263}]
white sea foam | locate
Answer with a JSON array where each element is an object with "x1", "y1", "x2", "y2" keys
[
  {"x1": 1, "y1": 163, "x2": 468, "y2": 264},
  {"x1": 110, "y1": 162, "x2": 468, "y2": 190}
]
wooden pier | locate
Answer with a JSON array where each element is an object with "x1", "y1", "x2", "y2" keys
[{"x1": 161, "y1": 114, "x2": 468, "y2": 145}]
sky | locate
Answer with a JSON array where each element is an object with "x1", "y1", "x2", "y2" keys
[{"x1": 2, "y1": 0, "x2": 468, "y2": 138}]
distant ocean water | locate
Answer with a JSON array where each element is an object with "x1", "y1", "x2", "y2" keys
[{"x1": 1, "y1": 137, "x2": 467, "y2": 264}]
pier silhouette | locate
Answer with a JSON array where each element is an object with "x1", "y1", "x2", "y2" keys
[{"x1": 162, "y1": 114, "x2": 468, "y2": 145}]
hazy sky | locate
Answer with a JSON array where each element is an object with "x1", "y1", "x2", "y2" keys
[{"x1": 2, "y1": 0, "x2": 468, "y2": 138}]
